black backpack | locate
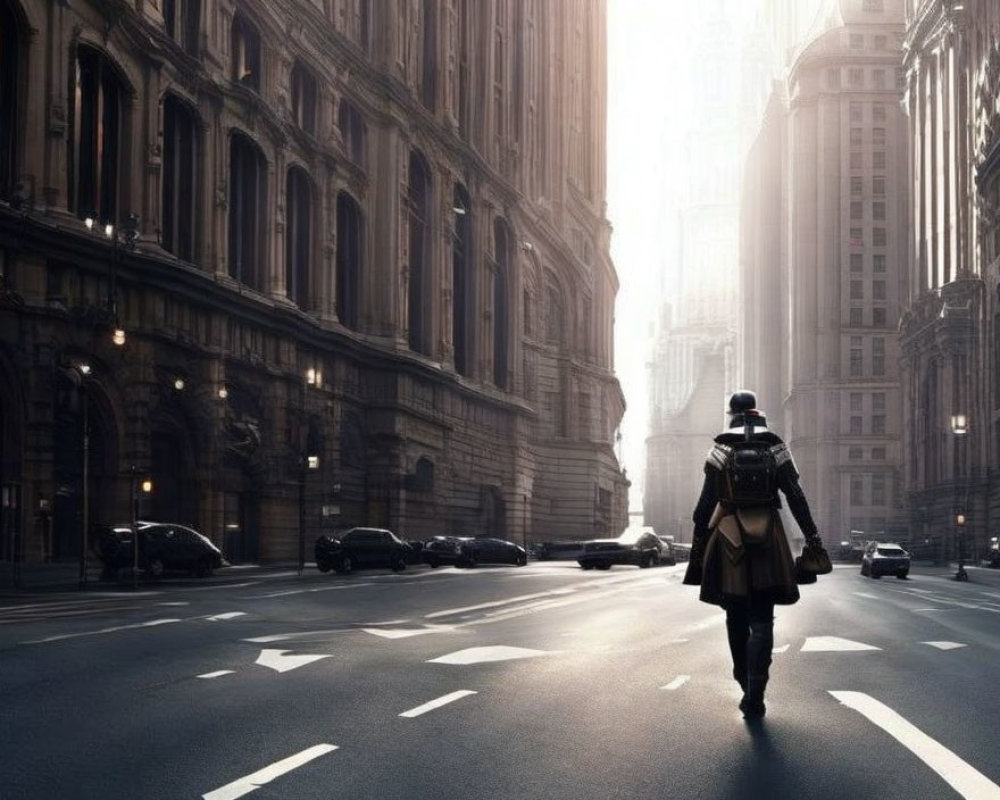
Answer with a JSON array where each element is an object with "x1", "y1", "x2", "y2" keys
[{"x1": 723, "y1": 443, "x2": 778, "y2": 507}]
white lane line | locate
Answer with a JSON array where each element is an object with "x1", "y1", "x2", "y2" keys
[
  {"x1": 198, "y1": 670, "x2": 235, "y2": 679},
  {"x1": 830, "y1": 691, "x2": 1000, "y2": 799},
  {"x1": 206, "y1": 612, "x2": 247, "y2": 622},
  {"x1": 399, "y1": 690, "x2": 477, "y2": 718},
  {"x1": 202, "y1": 743, "x2": 338, "y2": 800},
  {"x1": 660, "y1": 675, "x2": 690, "y2": 691},
  {"x1": 428, "y1": 645, "x2": 551, "y2": 665},
  {"x1": 801, "y1": 636, "x2": 881, "y2": 652},
  {"x1": 425, "y1": 589, "x2": 577, "y2": 619},
  {"x1": 245, "y1": 583, "x2": 374, "y2": 599},
  {"x1": 159, "y1": 602, "x2": 190, "y2": 606},
  {"x1": 23, "y1": 618, "x2": 181, "y2": 644},
  {"x1": 853, "y1": 592, "x2": 879, "y2": 599},
  {"x1": 361, "y1": 624, "x2": 459, "y2": 639},
  {"x1": 773, "y1": 644, "x2": 790, "y2": 653},
  {"x1": 255, "y1": 649, "x2": 330, "y2": 673},
  {"x1": 922, "y1": 641, "x2": 967, "y2": 651}
]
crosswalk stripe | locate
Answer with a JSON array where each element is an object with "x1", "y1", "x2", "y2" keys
[{"x1": 830, "y1": 691, "x2": 1000, "y2": 799}]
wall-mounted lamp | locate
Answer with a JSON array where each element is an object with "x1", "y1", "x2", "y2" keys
[
  {"x1": 141, "y1": 479, "x2": 154, "y2": 494},
  {"x1": 76, "y1": 363, "x2": 92, "y2": 376},
  {"x1": 218, "y1": 386, "x2": 229, "y2": 400},
  {"x1": 521, "y1": 241, "x2": 534, "y2": 252},
  {"x1": 173, "y1": 378, "x2": 185, "y2": 391},
  {"x1": 112, "y1": 327, "x2": 127, "y2": 347},
  {"x1": 307, "y1": 455, "x2": 320, "y2": 470},
  {"x1": 956, "y1": 513, "x2": 966, "y2": 526},
  {"x1": 951, "y1": 413, "x2": 968, "y2": 435},
  {"x1": 306, "y1": 367, "x2": 323, "y2": 387}
]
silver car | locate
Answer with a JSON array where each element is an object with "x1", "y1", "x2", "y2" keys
[{"x1": 861, "y1": 542, "x2": 910, "y2": 579}]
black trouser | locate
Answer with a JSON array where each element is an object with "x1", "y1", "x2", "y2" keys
[{"x1": 723, "y1": 596, "x2": 775, "y2": 692}]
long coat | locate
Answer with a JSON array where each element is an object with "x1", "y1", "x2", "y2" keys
[
  {"x1": 685, "y1": 428, "x2": 818, "y2": 607},
  {"x1": 696, "y1": 504, "x2": 799, "y2": 606}
]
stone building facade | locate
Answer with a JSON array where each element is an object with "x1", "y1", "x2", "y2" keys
[
  {"x1": 900, "y1": 0, "x2": 1000, "y2": 561},
  {"x1": 741, "y1": 0, "x2": 909, "y2": 545},
  {"x1": 0, "y1": 0, "x2": 627, "y2": 582}
]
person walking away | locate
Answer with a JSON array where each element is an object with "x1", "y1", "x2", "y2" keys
[{"x1": 683, "y1": 391, "x2": 822, "y2": 719}]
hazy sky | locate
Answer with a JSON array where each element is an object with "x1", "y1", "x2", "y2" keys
[{"x1": 607, "y1": 0, "x2": 762, "y2": 510}]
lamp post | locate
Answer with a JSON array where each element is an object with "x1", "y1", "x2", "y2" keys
[
  {"x1": 298, "y1": 366, "x2": 321, "y2": 576},
  {"x1": 955, "y1": 512, "x2": 968, "y2": 581},
  {"x1": 951, "y1": 413, "x2": 969, "y2": 581},
  {"x1": 84, "y1": 212, "x2": 138, "y2": 347},
  {"x1": 130, "y1": 466, "x2": 153, "y2": 591}
]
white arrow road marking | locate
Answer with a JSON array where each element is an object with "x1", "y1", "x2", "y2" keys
[
  {"x1": 255, "y1": 649, "x2": 331, "y2": 673},
  {"x1": 206, "y1": 612, "x2": 246, "y2": 622},
  {"x1": 428, "y1": 645, "x2": 552, "y2": 665},
  {"x1": 660, "y1": 675, "x2": 690, "y2": 691},
  {"x1": 922, "y1": 641, "x2": 967, "y2": 650},
  {"x1": 159, "y1": 601, "x2": 190, "y2": 606},
  {"x1": 202, "y1": 743, "x2": 338, "y2": 800},
  {"x1": 24, "y1": 618, "x2": 181, "y2": 644},
  {"x1": 399, "y1": 690, "x2": 477, "y2": 718},
  {"x1": 773, "y1": 644, "x2": 790, "y2": 653},
  {"x1": 830, "y1": 692, "x2": 1000, "y2": 799},
  {"x1": 853, "y1": 592, "x2": 879, "y2": 599},
  {"x1": 801, "y1": 636, "x2": 881, "y2": 652},
  {"x1": 362, "y1": 624, "x2": 459, "y2": 639},
  {"x1": 198, "y1": 670, "x2": 235, "y2": 679}
]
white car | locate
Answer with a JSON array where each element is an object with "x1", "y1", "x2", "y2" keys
[{"x1": 860, "y1": 542, "x2": 910, "y2": 579}]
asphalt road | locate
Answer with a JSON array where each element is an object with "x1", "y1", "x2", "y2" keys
[{"x1": 3, "y1": 561, "x2": 1000, "y2": 800}]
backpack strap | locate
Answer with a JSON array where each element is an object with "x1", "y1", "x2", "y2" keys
[{"x1": 707, "y1": 443, "x2": 731, "y2": 471}]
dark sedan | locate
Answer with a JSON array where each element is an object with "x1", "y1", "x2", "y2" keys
[
  {"x1": 577, "y1": 531, "x2": 667, "y2": 570},
  {"x1": 94, "y1": 522, "x2": 224, "y2": 580},
  {"x1": 422, "y1": 536, "x2": 472, "y2": 568},
  {"x1": 457, "y1": 537, "x2": 527, "y2": 568},
  {"x1": 314, "y1": 527, "x2": 412, "y2": 574}
]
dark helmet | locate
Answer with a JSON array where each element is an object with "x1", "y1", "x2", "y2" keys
[{"x1": 728, "y1": 390, "x2": 758, "y2": 416}]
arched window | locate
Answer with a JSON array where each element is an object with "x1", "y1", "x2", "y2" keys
[
  {"x1": 72, "y1": 46, "x2": 128, "y2": 223},
  {"x1": 290, "y1": 61, "x2": 317, "y2": 135},
  {"x1": 338, "y1": 99, "x2": 366, "y2": 166},
  {"x1": 231, "y1": 11, "x2": 261, "y2": 92},
  {"x1": 452, "y1": 185, "x2": 472, "y2": 376},
  {"x1": 163, "y1": 0, "x2": 200, "y2": 56},
  {"x1": 286, "y1": 167, "x2": 312, "y2": 309},
  {"x1": 0, "y1": 0, "x2": 22, "y2": 198},
  {"x1": 545, "y1": 279, "x2": 564, "y2": 346},
  {"x1": 336, "y1": 192, "x2": 363, "y2": 329},
  {"x1": 408, "y1": 151, "x2": 431, "y2": 355},
  {"x1": 161, "y1": 94, "x2": 199, "y2": 261},
  {"x1": 492, "y1": 219, "x2": 510, "y2": 389},
  {"x1": 228, "y1": 132, "x2": 267, "y2": 291}
]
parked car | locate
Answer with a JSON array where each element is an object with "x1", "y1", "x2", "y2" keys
[
  {"x1": 94, "y1": 521, "x2": 224, "y2": 580},
  {"x1": 655, "y1": 536, "x2": 678, "y2": 566},
  {"x1": 457, "y1": 537, "x2": 527, "y2": 568},
  {"x1": 314, "y1": 527, "x2": 412, "y2": 574},
  {"x1": 422, "y1": 536, "x2": 472, "y2": 568},
  {"x1": 534, "y1": 541, "x2": 585, "y2": 561},
  {"x1": 577, "y1": 531, "x2": 667, "y2": 570},
  {"x1": 860, "y1": 542, "x2": 911, "y2": 579}
]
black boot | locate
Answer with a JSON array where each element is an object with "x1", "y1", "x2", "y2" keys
[{"x1": 742, "y1": 677, "x2": 767, "y2": 719}]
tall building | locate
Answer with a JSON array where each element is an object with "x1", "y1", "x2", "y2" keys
[
  {"x1": 742, "y1": 0, "x2": 908, "y2": 545},
  {"x1": 0, "y1": 0, "x2": 627, "y2": 584},
  {"x1": 899, "y1": 0, "x2": 1000, "y2": 561}
]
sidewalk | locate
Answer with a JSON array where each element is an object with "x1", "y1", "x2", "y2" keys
[
  {"x1": 0, "y1": 560, "x2": 305, "y2": 598},
  {"x1": 906, "y1": 560, "x2": 1000, "y2": 586}
]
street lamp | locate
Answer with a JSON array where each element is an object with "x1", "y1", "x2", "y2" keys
[
  {"x1": 298, "y1": 366, "x2": 321, "y2": 575},
  {"x1": 65, "y1": 362, "x2": 92, "y2": 589},
  {"x1": 130, "y1": 466, "x2": 153, "y2": 591},
  {"x1": 84, "y1": 212, "x2": 139, "y2": 347},
  {"x1": 954, "y1": 512, "x2": 968, "y2": 581}
]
